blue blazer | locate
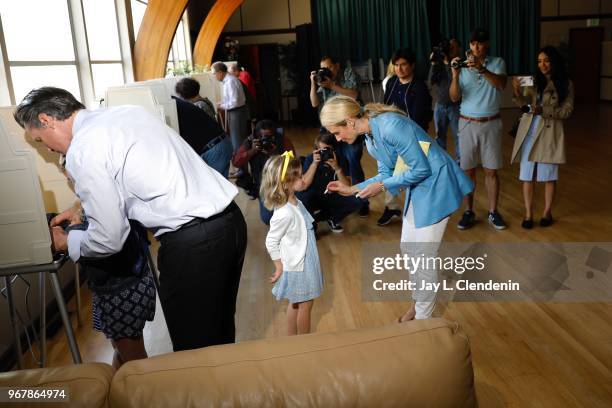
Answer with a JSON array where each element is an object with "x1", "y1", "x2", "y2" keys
[{"x1": 356, "y1": 112, "x2": 473, "y2": 228}]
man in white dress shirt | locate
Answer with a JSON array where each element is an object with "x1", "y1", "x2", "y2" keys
[
  {"x1": 14, "y1": 87, "x2": 248, "y2": 352},
  {"x1": 212, "y1": 61, "x2": 249, "y2": 155}
]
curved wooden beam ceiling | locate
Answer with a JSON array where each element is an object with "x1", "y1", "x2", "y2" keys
[
  {"x1": 133, "y1": 0, "x2": 188, "y2": 81},
  {"x1": 193, "y1": 0, "x2": 244, "y2": 68},
  {"x1": 133, "y1": 0, "x2": 243, "y2": 81}
]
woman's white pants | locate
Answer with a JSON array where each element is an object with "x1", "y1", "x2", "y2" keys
[{"x1": 400, "y1": 202, "x2": 449, "y2": 320}]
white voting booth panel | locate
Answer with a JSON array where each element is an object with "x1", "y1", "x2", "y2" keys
[
  {"x1": 191, "y1": 73, "x2": 223, "y2": 107},
  {"x1": 0, "y1": 117, "x2": 52, "y2": 268},
  {"x1": 105, "y1": 86, "x2": 167, "y2": 123},
  {"x1": 105, "y1": 74, "x2": 223, "y2": 134},
  {"x1": 0, "y1": 107, "x2": 77, "y2": 214},
  {"x1": 106, "y1": 82, "x2": 180, "y2": 134}
]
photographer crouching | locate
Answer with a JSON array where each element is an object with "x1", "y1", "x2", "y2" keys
[
  {"x1": 296, "y1": 131, "x2": 364, "y2": 233},
  {"x1": 233, "y1": 119, "x2": 296, "y2": 224},
  {"x1": 309, "y1": 56, "x2": 369, "y2": 217}
]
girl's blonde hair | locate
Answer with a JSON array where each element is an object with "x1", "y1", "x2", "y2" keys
[
  {"x1": 319, "y1": 95, "x2": 406, "y2": 128},
  {"x1": 260, "y1": 154, "x2": 302, "y2": 210}
]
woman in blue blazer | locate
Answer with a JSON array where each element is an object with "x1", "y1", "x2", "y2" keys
[{"x1": 323, "y1": 96, "x2": 473, "y2": 322}]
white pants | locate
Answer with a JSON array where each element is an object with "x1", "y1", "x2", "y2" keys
[{"x1": 400, "y1": 202, "x2": 449, "y2": 319}]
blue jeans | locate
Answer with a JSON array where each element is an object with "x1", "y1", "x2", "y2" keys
[
  {"x1": 227, "y1": 106, "x2": 249, "y2": 153},
  {"x1": 434, "y1": 103, "x2": 460, "y2": 163},
  {"x1": 336, "y1": 138, "x2": 365, "y2": 184},
  {"x1": 259, "y1": 198, "x2": 273, "y2": 225},
  {"x1": 296, "y1": 188, "x2": 363, "y2": 223},
  {"x1": 201, "y1": 136, "x2": 233, "y2": 178}
]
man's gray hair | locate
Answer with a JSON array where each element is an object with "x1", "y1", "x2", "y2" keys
[
  {"x1": 211, "y1": 61, "x2": 228, "y2": 73},
  {"x1": 228, "y1": 63, "x2": 241, "y2": 73},
  {"x1": 14, "y1": 87, "x2": 85, "y2": 129}
]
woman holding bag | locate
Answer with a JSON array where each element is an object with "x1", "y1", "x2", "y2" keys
[{"x1": 511, "y1": 46, "x2": 574, "y2": 229}]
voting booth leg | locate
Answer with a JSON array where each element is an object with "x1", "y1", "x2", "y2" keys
[
  {"x1": 74, "y1": 264, "x2": 82, "y2": 327},
  {"x1": 49, "y1": 271, "x2": 82, "y2": 364},
  {"x1": 39, "y1": 271, "x2": 46, "y2": 367},
  {"x1": 5, "y1": 276, "x2": 25, "y2": 369}
]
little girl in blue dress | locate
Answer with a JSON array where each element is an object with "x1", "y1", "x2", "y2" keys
[{"x1": 261, "y1": 152, "x2": 323, "y2": 335}]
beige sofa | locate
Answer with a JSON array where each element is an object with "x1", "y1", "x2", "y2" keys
[{"x1": 0, "y1": 318, "x2": 476, "y2": 407}]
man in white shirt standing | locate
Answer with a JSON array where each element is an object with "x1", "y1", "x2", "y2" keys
[
  {"x1": 14, "y1": 87, "x2": 248, "y2": 352},
  {"x1": 213, "y1": 61, "x2": 248, "y2": 156}
]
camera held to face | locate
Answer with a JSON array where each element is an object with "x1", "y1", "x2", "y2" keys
[
  {"x1": 430, "y1": 40, "x2": 450, "y2": 64},
  {"x1": 318, "y1": 147, "x2": 334, "y2": 162},
  {"x1": 315, "y1": 67, "x2": 334, "y2": 85},
  {"x1": 254, "y1": 135, "x2": 275, "y2": 152},
  {"x1": 450, "y1": 59, "x2": 470, "y2": 69}
]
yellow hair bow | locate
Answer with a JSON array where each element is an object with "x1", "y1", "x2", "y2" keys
[{"x1": 280, "y1": 150, "x2": 294, "y2": 181}]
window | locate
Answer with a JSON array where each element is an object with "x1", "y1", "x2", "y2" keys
[
  {"x1": 91, "y1": 63, "x2": 124, "y2": 102},
  {"x1": 167, "y1": 15, "x2": 192, "y2": 75},
  {"x1": 10, "y1": 65, "x2": 81, "y2": 104},
  {"x1": 131, "y1": 0, "x2": 148, "y2": 39},
  {"x1": 82, "y1": 0, "x2": 121, "y2": 61},
  {"x1": 1, "y1": 0, "x2": 75, "y2": 61},
  {"x1": 0, "y1": 0, "x2": 79, "y2": 103},
  {"x1": 82, "y1": 0, "x2": 124, "y2": 101}
]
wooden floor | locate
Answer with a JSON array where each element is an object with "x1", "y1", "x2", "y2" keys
[{"x1": 20, "y1": 105, "x2": 612, "y2": 407}]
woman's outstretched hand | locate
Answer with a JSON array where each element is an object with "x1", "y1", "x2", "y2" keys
[
  {"x1": 326, "y1": 181, "x2": 355, "y2": 196},
  {"x1": 354, "y1": 182, "x2": 384, "y2": 199}
]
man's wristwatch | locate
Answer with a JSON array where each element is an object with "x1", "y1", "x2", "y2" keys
[{"x1": 380, "y1": 182, "x2": 386, "y2": 192}]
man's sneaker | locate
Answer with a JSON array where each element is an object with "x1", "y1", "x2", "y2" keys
[
  {"x1": 488, "y1": 211, "x2": 507, "y2": 230},
  {"x1": 358, "y1": 204, "x2": 370, "y2": 217},
  {"x1": 457, "y1": 210, "x2": 476, "y2": 230},
  {"x1": 327, "y1": 219, "x2": 344, "y2": 233},
  {"x1": 377, "y1": 207, "x2": 402, "y2": 226}
]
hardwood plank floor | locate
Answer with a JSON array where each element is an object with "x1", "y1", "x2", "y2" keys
[{"x1": 20, "y1": 104, "x2": 612, "y2": 407}]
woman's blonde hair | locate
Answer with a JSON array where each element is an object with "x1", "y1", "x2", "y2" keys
[
  {"x1": 319, "y1": 95, "x2": 406, "y2": 128},
  {"x1": 260, "y1": 154, "x2": 302, "y2": 210},
  {"x1": 386, "y1": 60, "x2": 395, "y2": 77}
]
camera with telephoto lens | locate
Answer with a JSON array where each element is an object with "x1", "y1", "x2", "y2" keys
[
  {"x1": 318, "y1": 147, "x2": 334, "y2": 162},
  {"x1": 315, "y1": 67, "x2": 333, "y2": 84}
]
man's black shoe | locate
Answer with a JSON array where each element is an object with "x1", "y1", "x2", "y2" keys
[
  {"x1": 358, "y1": 204, "x2": 369, "y2": 217},
  {"x1": 377, "y1": 207, "x2": 402, "y2": 226},
  {"x1": 457, "y1": 210, "x2": 476, "y2": 230}
]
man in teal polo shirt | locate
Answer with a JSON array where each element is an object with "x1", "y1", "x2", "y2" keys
[{"x1": 450, "y1": 28, "x2": 508, "y2": 230}]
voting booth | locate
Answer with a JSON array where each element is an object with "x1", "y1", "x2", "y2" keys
[
  {"x1": 104, "y1": 73, "x2": 222, "y2": 135},
  {"x1": 0, "y1": 111, "x2": 82, "y2": 369},
  {"x1": 0, "y1": 119, "x2": 52, "y2": 268}
]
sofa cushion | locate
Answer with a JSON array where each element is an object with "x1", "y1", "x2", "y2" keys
[
  {"x1": 0, "y1": 362, "x2": 114, "y2": 408},
  {"x1": 111, "y1": 318, "x2": 475, "y2": 407}
]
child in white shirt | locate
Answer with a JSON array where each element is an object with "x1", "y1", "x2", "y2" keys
[{"x1": 261, "y1": 152, "x2": 323, "y2": 335}]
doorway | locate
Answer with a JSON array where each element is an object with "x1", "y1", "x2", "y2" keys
[{"x1": 569, "y1": 27, "x2": 604, "y2": 104}]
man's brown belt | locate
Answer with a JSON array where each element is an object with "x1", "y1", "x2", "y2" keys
[{"x1": 459, "y1": 113, "x2": 501, "y2": 123}]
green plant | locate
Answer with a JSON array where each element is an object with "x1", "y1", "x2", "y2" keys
[{"x1": 166, "y1": 61, "x2": 210, "y2": 77}]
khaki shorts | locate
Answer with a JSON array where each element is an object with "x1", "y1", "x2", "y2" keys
[{"x1": 458, "y1": 118, "x2": 503, "y2": 170}]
